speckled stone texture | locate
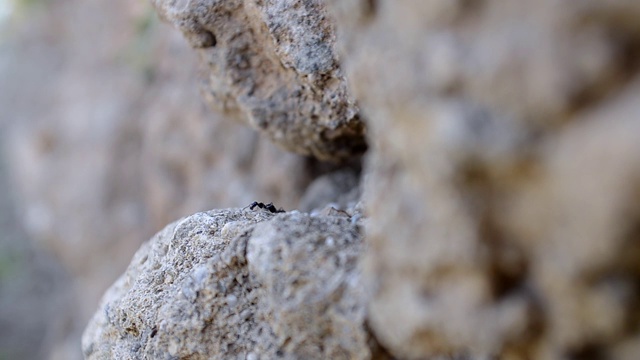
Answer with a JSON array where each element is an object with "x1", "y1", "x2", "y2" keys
[
  {"x1": 326, "y1": 0, "x2": 640, "y2": 358},
  {"x1": 248, "y1": 213, "x2": 368, "y2": 359},
  {"x1": 151, "y1": 0, "x2": 366, "y2": 161},
  {"x1": 82, "y1": 208, "x2": 370, "y2": 359},
  {"x1": 81, "y1": 1, "x2": 640, "y2": 359},
  {"x1": 1, "y1": 4, "x2": 321, "y2": 358}
]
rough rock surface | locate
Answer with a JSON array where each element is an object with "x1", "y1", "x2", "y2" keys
[
  {"x1": 298, "y1": 167, "x2": 361, "y2": 213},
  {"x1": 11, "y1": 0, "x2": 640, "y2": 359},
  {"x1": 326, "y1": 0, "x2": 640, "y2": 359},
  {"x1": 1, "y1": 2, "x2": 322, "y2": 358},
  {"x1": 151, "y1": 0, "x2": 367, "y2": 161},
  {"x1": 82, "y1": 208, "x2": 369, "y2": 359}
]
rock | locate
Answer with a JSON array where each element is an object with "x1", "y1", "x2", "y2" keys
[
  {"x1": 2, "y1": 1, "x2": 366, "y2": 355},
  {"x1": 1, "y1": 2, "x2": 316, "y2": 358},
  {"x1": 326, "y1": 0, "x2": 640, "y2": 358},
  {"x1": 248, "y1": 213, "x2": 369, "y2": 359},
  {"x1": 151, "y1": 0, "x2": 367, "y2": 161},
  {"x1": 82, "y1": 208, "x2": 370, "y2": 359},
  {"x1": 15, "y1": 0, "x2": 640, "y2": 359},
  {"x1": 298, "y1": 168, "x2": 361, "y2": 213}
]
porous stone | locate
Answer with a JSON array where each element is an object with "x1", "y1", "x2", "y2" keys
[
  {"x1": 82, "y1": 208, "x2": 370, "y2": 359},
  {"x1": 1, "y1": 3, "x2": 315, "y2": 358},
  {"x1": 82, "y1": 209, "x2": 276, "y2": 359},
  {"x1": 326, "y1": 0, "x2": 640, "y2": 358},
  {"x1": 151, "y1": 0, "x2": 367, "y2": 161},
  {"x1": 248, "y1": 213, "x2": 369, "y2": 359},
  {"x1": 298, "y1": 168, "x2": 361, "y2": 213}
]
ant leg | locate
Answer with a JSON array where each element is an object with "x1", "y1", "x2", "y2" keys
[
  {"x1": 265, "y1": 203, "x2": 278, "y2": 213},
  {"x1": 243, "y1": 201, "x2": 259, "y2": 211}
]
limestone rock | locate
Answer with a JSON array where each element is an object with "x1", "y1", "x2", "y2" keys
[
  {"x1": 1, "y1": 3, "x2": 314, "y2": 358},
  {"x1": 151, "y1": 0, "x2": 367, "y2": 161},
  {"x1": 298, "y1": 168, "x2": 361, "y2": 213},
  {"x1": 82, "y1": 208, "x2": 370, "y2": 359},
  {"x1": 326, "y1": 0, "x2": 640, "y2": 358},
  {"x1": 248, "y1": 213, "x2": 368, "y2": 359}
]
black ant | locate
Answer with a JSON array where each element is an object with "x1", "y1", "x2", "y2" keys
[{"x1": 243, "y1": 201, "x2": 285, "y2": 213}]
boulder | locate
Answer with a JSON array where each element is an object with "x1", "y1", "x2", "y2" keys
[
  {"x1": 82, "y1": 208, "x2": 370, "y2": 359},
  {"x1": 326, "y1": 0, "x2": 640, "y2": 358},
  {"x1": 151, "y1": 0, "x2": 367, "y2": 161}
]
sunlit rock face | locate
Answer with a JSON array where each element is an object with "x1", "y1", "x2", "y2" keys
[{"x1": 151, "y1": 0, "x2": 367, "y2": 161}]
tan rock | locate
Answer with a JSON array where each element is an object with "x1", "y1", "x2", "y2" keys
[
  {"x1": 326, "y1": 0, "x2": 640, "y2": 358},
  {"x1": 151, "y1": 0, "x2": 367, "y2": 161},
  {"x1": 82, "y1": 208, "x2": 370, "y2": 359},
  {"x1": 1, "y1": 1, "x2": 314, "y2": 358}
]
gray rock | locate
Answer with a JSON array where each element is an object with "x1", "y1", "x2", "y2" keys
[
  {"x1": 248, "y1": 213, "x2": 369, "y2": 359},
  {"x1": 1, "y1": 4, "x2": 314, "y2": 358},
  {"x1": 326, "y1": 0, "x2": 640, "y2": 358},
  {"x1": 151, "y1": 0, "x2": 366, "y2": 161},
  {"x1": 298, "y1": 168, "x2": 361, "y2": 213},
  {"x1": 82, "y1": 209, "x2": 276, "y2": 359},
  {"x1": 82, "y1": 208, "x2": 370, "y2": 359}
]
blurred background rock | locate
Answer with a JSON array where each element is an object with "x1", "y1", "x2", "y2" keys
[
  {"x1": 4, "y1": 0, "x2": 640, "y2": 359},
  {"x1": 0, "y1": 1, "x2": 321, "y2": 358}
]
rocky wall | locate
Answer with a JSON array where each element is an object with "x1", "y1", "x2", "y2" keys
[
  {"x1": 151, "y1": 0, "x2": 367, "y2": 161},
  {"x1": 327, "y1": 0, "x2": 640, "y2": 358},
  {"x1": 1, "y1": 1, "x2": 337, "y2": 359},
  {"x1": 78, "y1": 0, "x2": 640, "y2": 359},
  {"x1": 82, "y1": 208, "x2": 370, "y2": 359}
]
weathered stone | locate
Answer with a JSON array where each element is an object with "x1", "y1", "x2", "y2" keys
[
  {"x1": 151, "y1": 0, "x2": 367, "y2": 161},
  {"x1": 1, "y1": 2, "x2": 316, "y2": 358},
  {"x1": 82, "y1": 210, "x2": 276, "y2": 359},
  {"x1": 82, "y1": 208, "x2": 370, "y2": 359},
  {"x1": 12, "y1": 0, "x2": 640, "y2": 359},
  {"x1": 248, "y1": 213, "x2": 369, "y2": 359},
  {"x1": 298, "y1": 168, "x2": 361, "y2": 213},
  {"x1": 326, "y1": 0, "x2": 640, "y2": 358}
]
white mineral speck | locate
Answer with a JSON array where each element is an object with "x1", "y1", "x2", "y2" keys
[
  {"x1": 226, "y1": 294, "x2": 238, "y2": 306},
  {"x1": 325, "y1": 237, "x2": 335, "y2": 247}
]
